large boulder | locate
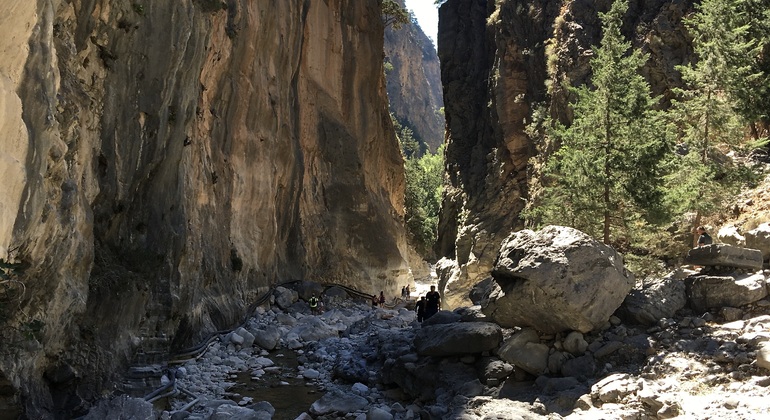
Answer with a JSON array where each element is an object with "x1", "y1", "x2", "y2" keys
[
  {"x1": 684, "y1": 244, "x2": 763, "y2": 270},
  {"x1": 746, "y1": 223, "x2": 770, "y2": 262},
  {"x1": 618, "y1": 275, "x2": 687, "y2": 326},
  {"x1": 415, "y1": 322, "x2": 502, "y2": 356},
  {"x1": 686, "y1": 271, "x2": 768, "y2": 312},
  {"x1": 482, "y1": 226, "x2": 635, "y2": 333}
]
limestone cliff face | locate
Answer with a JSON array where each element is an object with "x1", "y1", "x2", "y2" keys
[
  {"x1": 384, "y1": 1, "x2": 445, "y2": 152},
  {"x1": 0, "y1": 0, "x2": 407, "y2": 416},
  {"x1": 436, "y1": 0, "x2": 693, "y2": 309}
]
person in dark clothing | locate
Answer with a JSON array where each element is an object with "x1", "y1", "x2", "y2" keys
[
  {"x1": 697, "y1": 226, "x2": 713, "y2": 247},
  {"x1": 379, "y1": 291, "x2": 386, "y2": 307},
  {"x1": 414, "y1": 296, "x2": 426, "y2": 322},
  {"x1": 424, "y1": 285, "x2": 441, "y2": 319}
]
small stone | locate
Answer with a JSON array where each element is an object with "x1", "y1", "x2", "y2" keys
[
  {"x1": 723, "y1": 398, "x2": 740, "y2": 409},
  {"x1": 721, "y1": 307, "x2": 743, "y2": 322},
  {"x1": 657, "y1": 402, "x2": 681, "y2": 419}
]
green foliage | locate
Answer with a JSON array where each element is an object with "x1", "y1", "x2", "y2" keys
[
  {"x1": 382, "y1": 0, "x2": 410, "y2": 30},
  {"x1": 393, "y1": 114, "x2": 444, "y2": 257},
  {"x1": 383, "y1": 61, "x2": 394, "y2": 75},
  {"x1": 526, "y1": 0, "x2": 670, "y2": 245},
  {"x1": 665, "y1": 0, "x2": 763, "y2": 233}
]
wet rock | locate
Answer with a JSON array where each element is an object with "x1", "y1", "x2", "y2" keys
[
  {"x1": 618, "y1": 275, "x2": 687, "y2": 326},
  {"x1": 483, "y1": 226, "x2": 634, "y2": 333},
  {"x1": 497, "y1": 328, "x2": 549, "y2": 376},
  {"x1": 687, "y1": 271, "x2": 768, "y2": 312},
  {"x1": 309, "y1": 388, "x2": 368, "y2": 415},
  {"x1": 414, "y1": 322, "x2": 502, "y2": 356},
  {"x1": 684, "y1": 244, "x2": 763, "y2": 270}
]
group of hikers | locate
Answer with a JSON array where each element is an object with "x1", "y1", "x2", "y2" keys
[{"x1": 370, "y1": 285, "x2": 442, "y2": 322}]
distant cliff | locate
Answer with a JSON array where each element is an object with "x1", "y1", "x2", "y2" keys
[
  {"x1": 436, "y1": 0, "x2": 694, "y2": 308},
  {"x1": 384, "y1": 0, "x2": 445, "y2": 153},
  {"x1": 0, "y1": 0, "x2": 408, "y2": 416}
]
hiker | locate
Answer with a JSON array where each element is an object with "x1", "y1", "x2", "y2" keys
[
  {"x1": 404, "y1": 285, "x2": 410, "y2": 299},
  {"x1": 415, "y1": 296, "x2": 426, "y2": 322},
  {"x1": 424, "y1": 285, "x2": 441, "y2": 319},
  {"x1": 401, "y1": 286, "x2": 406, "y2": 299},
  {"x1": 378, "y1": 291, "x2": 385, "y2": 307},
  {"x1": 371, "y1": 294, "x2": 378, "y2": 308},
  {"x1": 309, "y1": 294, "x2": 319, "y2": 314},
  {"x1": 696, "y1": 226, "x2": 713, "y2": 247}
]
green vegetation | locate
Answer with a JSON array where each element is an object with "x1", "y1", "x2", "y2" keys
[
  {"x1": 526, "y1": 0, "x2": 669, "y2": 245},
  {"x1": 393, "y1": 115, "x2": 444, "y2": 257},
  {"x1": 382, "y1": 0, "x2": 410, "y2": 30},
  {"x1": 526, "y1": 0, "x2": 767, "y2": 267}
]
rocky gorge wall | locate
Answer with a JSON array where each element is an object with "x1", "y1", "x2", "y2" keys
[
  {"x1": 436, "y1": 0, "x2": 694, "y2": 308},
  {"x1": 0, "y1": 0, "x2": 408, "y2": 416},
  {"x1": 384, "y1": 0, "x2": 445, "y2": 152}
]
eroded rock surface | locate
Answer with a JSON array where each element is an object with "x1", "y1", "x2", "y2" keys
[{"x1": 0, "y1": 0, "x2": 408, "y2": 415}]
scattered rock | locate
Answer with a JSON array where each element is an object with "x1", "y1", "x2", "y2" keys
[
  {"x1": 618, "y1": 275, "x2": 687, "y2": 326},
  {"x1": 497, "y1": 328, "x2": 549, "y2": 376}
]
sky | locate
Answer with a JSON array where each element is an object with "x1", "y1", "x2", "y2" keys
[{"x1": 405, "y1": 0, "x2": 439, "y2": 45}]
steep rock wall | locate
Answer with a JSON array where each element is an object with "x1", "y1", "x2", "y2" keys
[
  {"x1": 384, "y1": 0, "x2": 445, "y2": 152},
  {"x1": 436, "y1": 0, "x2": 693, "y2": 309},
  {"x1": 0, "y1": 0, "x2": 407, "y2": 416}
]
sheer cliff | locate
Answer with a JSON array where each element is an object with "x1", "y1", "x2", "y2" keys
[
  {"x1": 0, "y1": 0, "x2": 407, "y2": 416},
  {"x1": 436, "y1": 0, "x2": 694, "y2": 308},
  {"x1": 384, "y1": 1, "x2": 445, "y2": 153}
]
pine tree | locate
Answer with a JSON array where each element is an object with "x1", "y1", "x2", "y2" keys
[
  {"x1": 529, "y1": 0, "x2": 669, "y2": 245},
  {"x1": 666, "y1": 0, "x2": 761, "y2": 245}
]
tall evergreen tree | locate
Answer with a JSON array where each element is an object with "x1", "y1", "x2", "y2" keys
[
  {"x1": 666, "y1": 0, "x2": 761, "y2": 244},
  {"x1": 528, "y1": 0, "x2": 669, "y2": 245}
]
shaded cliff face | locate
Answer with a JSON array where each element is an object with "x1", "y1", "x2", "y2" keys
[
  {"x1": 0, "y1": 0, "x2": 407, "y2": 415},
  {"x1": 436, "y1": 0, "x2": 693, "y2": 308},
  {"x1": 384, "y1": 1, "x2": 445, "y2": 152}
]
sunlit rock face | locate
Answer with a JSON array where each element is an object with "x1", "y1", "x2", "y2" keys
[
  {"x1": 0, "y1": 0, "x2": 408, "y2": 415},
  {"x1": 435, "y1": 0, "x2": 694, "y2": 308},
  {"x1": 384, "y1": 0, "x2": 445, "y2": 152}
]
